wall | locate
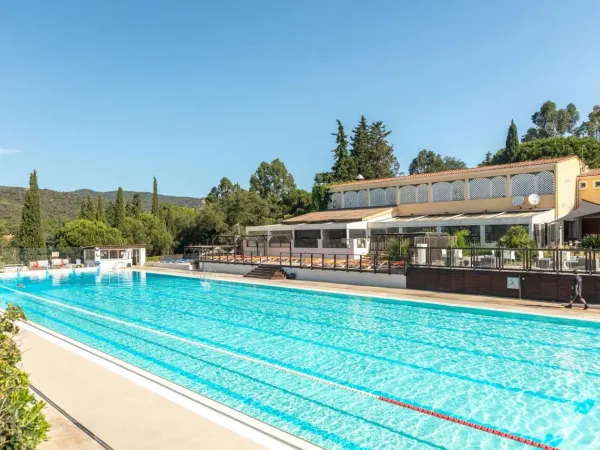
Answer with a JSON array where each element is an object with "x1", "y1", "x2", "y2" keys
[
  {"x1": 407, "y1": 267, "x2": 600, "y2": 304},
  {"x1": 578, "y1": 175, "x2": 600, "y2": 206},
  {"x1": 201, "y1": 262, "x2": 406, "y2": 288},
  {"x1": 555, "y1": 158, "x2": 581, "y2": 218}
]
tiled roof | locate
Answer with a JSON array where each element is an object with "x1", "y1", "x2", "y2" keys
[
  {"x1": 282, "y1": 207, "x2": 393, "y2": 224},
  {"x1": 332, "y1": 156, "x2": 578, "y2": 188},
  {"x1": 580, "y1": 169, "x2": 600, "y2": 177}
]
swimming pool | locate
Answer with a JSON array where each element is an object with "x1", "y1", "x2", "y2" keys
[{"x1": 1, "y1": 270, "x2": 598, "y2": 449}]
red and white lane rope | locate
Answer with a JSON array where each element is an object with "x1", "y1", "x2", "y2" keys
[{"x1": 1, "y1": 286, "x2": 559, "y2": 450}]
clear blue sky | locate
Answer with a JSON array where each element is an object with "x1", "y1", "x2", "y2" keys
[{"x1": 1, "y1": 0, "x2": 599, "y2": 197}]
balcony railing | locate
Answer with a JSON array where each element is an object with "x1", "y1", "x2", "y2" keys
[
  {"x1": 322, "y1": 239, "x2": 349, "y2": 249},
  {"x1": 293, "y1": 238, "x2": 319, "y2": 249}
]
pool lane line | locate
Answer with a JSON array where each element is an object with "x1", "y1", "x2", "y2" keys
[
  {"x1": 35, "y1": 306, "x2": 444, "y2": 450},
  {"x1": 29, "y1": 384, "x2": 116, "y2": 450},
  {"x1": 2, "y1": 286, "x2": 561, "y2": 449},
  {"x1": 32, "y1": 287, "x2": 592, "y2": 410},
  {"x1": 105, "y1": 285, "x2": 600, "y2": 378}
]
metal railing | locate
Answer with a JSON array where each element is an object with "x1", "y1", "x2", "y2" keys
[
  {"x1": 293, "y1": 239, "x2": 319, "y2": 249},
  {"x1": 199, "y1": 250, "x2": 406, "y2": 275},
  {"x1": 408, "y1": 246, "x2": 600, "y2": 274},
  {"x1": 322, "y1": 239, "x2": 349, "y2": 249}
]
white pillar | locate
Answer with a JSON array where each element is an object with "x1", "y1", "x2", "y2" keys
[
  {"x1": 479, "y1": 225, "x2": 486, "y2": 247},
  {"x1": 366, "y1": 189, "x2": 371, "y2": 207},
  {"x1": 340, "y1": 191, "x2": 345, "y2": 209}
]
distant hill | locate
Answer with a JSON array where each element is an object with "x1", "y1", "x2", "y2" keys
[{"x1": 0, "y1": 186, "x2": 204, "y2": 227}]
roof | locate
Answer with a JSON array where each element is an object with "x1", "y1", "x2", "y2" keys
[
  {"x1": 579, "y1": 169, "x2": 600, "y2": 177},
  {"x1": 82, "y1": 244, "x2": 146, "y2": 249},
  {"x1": 282, "y1": 207, "x2": 393, "y2": 224},
  {"x1": 557, "y1": 201, "x2": 600, "y2": 222},
  {"x1": 371, "y1": 210, "x2": 550, "y2": 226},
  {"x1": 332, "y1": 156, "x2": 578, "y2": 189}
]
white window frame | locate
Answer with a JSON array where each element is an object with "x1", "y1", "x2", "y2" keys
[
  {"x1": 580, "y1": 181, "x2": 588, "y2": 189},
  {"x1": 594, "y1": 180, "x2": 600, "y2": 189}
]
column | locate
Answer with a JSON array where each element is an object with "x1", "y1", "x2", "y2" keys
[
  {"x1": 506, "y1": 175, "x2": 511, "y2": 197},
  {"x1": 366, "y1": 189, "x2": 371, "y2": 207},
  {"x1": 464, "y1": 178, "x2": 469, "y2": 200},
  {"x1": 340, "y1": 191, "x2": 345, "y2": 209},
  {"x1": 428, "y1": 182, "x2": 432, "y2": 202},
  {"x1": 479, "y1": 225, "x2": 486, "y2": 247}
]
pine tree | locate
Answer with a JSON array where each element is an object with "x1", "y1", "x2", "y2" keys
[
  {"x1": 331, "y1": 120, "x2": 355, "y2": 182},
  {"x1": 505, "y1": 120, "x2": 520, "y2": 162},
  {"x1": 350, "y1": 115, "x2": 370, "y2": 178},
  {"x1": 78, "y1": 195, "x2": 96, "y2": 221},
  {"x1": 96, "y1": 195, "x2": 106, "y2": 222},
  {"x1": 114, "y1": 187, "x2": 126, "y2": 230},
  {"x1": 17, "y1": 170, "x2": 45, "y2": 259},
  {"x1": 368, "y1": 121, "x2": 399, "y2": 178},
  {"x1": 151, "y1": 177, "x2": 160, "y2": 217}
]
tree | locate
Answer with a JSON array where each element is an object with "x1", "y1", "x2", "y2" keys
[
  {"x1": 479, "y1": 152, "x2": 493, "y2": 167},
  {"x1": 78, "y1": 195, "x2": 96, "y2": 221},
  {"x1": 331, "y1": 120, "x2": 355, "y2": 182},
  {"x1": 220, "y1": 188, "x2": 272, "y2": 229},
  {"x1": 311, "y1": 172, "x2": 333, "y2": 211},
  {"x1": 17, "y1": 170, "x2": 45, "y2": 258},
  {"x1": 409, "y1": 150, "x2": 444, "y2": 175},
  {"x1": 523, "y1": 101, "x2": 580, "y2": 141},
  {"x1": 408, "y1": 150, "x2": 466, "y2": 175},
  {"x1": 579, "y1": 105, "x2": 600, "y2": 141},
  {"x1": 505, "y1": 120, "x2": 521, "y2": 162},
  {"x1": 498, "y1": 226, "x2": 536, "y2": 248},
  {"x1": 1, "y1": 305, "x2": 50, "y2": 448},
  {"x1": 185, "y1": 204, "x2": 228, "y2": 245},
  {"x1": 121, "y1": 217, "x2": 148, "y2": 246},
  {"x1": 139, "y1": 213, "x2": 173, "y2": 256},
  {"x1": 249, "y1": 159, "x2": 296, "y2": 202},
  {"x1": 127, "y1": 193, "x2": 143, "y2": 218},
  {"x1": 151, "y1": 177, "x2": 160, "y2": 217},
  {"x1": 367, "y1": 121, "x2": 400, "y2": 178},
  {"x1": 350, "y1": 115, "x2": 370, "y2": 178},
  {"x1": 441, "y1": 156, "x2": 467, "y2": 171},
  {"x1": 114, "y1": 187, "x2": 126, "y2": 230},
  {"x1": 105, "y1": 201, "x2": 116, "y2": 227},
  {"x1": 54, "y1": 220, "x2": 124, "y2": 248},
  {"x1": 206, "y1": 177, "x2": 235, "y2": 203},
  {"x1": 96, "y1": 195, "x2": 106, "y2": 223},
  {"x1": 283, "y1": 189, "x2": 313, "y2": 218}
]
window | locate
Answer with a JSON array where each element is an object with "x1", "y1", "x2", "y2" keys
[
  {"x1": 110, "y1": 250, "x2": 119, "y2": 259},
  {"x1": 403, "y1": 227, "x2": 436, "y2": 234},
  {"x1": 580, "y1": 181, "x2": 588, "y2": 189},
  {"x1": 349, "y1": 229, "x2": 366, "y2": 239},
  {"x1": 100, "y1": 250, "x2": 109, "y2": 259},
  {"x1": 484, "y1": 224, "x2": 526, "y2": 244},
  {"x1": 594, "y1": 181, "x2": 600, "y2": 189},
  {"x1": 269, "y1": 231, "x2": 292, "y2": 247}
]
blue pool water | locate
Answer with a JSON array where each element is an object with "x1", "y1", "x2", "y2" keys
[{"x1": 1, "y1": 270, "x2": 599, "y2": 449}]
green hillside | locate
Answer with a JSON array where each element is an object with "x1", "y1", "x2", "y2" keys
[{"x1": 0, "y1": 186, "x2": 204, "y2": 231}]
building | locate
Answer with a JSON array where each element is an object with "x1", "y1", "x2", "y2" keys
[
  {"x1": 82, "y1": 245, "x2": 146, "y2": 268},
  {"x1": 247, "y1": 156, "x2": 588, "y2": 253},
  {"x1": 557, "y1": 169, "x2": 600, "y2": 241}
]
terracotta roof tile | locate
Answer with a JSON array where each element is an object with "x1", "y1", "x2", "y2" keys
[
  {"x1": 333, "y1": 156, "x2": 578, "y2": 188},
  {"x1": 580, "y1": 169, "x2": 600, "y2": 177},
  {"x1": 282, "y1": 207, "x2": 393, "y2": 224}
]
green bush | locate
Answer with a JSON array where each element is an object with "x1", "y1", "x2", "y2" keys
[
  {"x1": 387, "y1": 238, "x2": 409, "y2": 261},
  {"x1": 498, "y1": 226, "x2": 536, "y2": 248},
  {"x1": 579, "y1": 234, "x2": 600, "y2": 249},
  {"x1": 452, "y1": 229, "x2": 471, "y2": 248},
  {"x1": 1, "y1": 305, "x2": 50, "y2": 449}
]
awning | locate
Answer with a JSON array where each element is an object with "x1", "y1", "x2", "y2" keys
[{"x1": 557, "y1": 201, "x2": 600, "y2": 222}]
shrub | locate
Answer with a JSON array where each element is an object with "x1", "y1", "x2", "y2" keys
[
  {"x1": 452, "y1": 229, "x2": 471, "y2": 248},
  {"x1": 498, "y1": 226, "x2": 536, "y2": 248},
  {"x1": 1, "y1": 305, "x2": 50, "y2": 449},
  {"x1": 387, "y1": 238, "x2": 409, "y2": 261},
  {"x1": 579, "y1": 234, "x2": 600, "y2": 249}
]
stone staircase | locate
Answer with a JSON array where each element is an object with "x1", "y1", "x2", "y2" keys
[{"x1": 244, "y1": 265, "x2": 288, "y2": 280}]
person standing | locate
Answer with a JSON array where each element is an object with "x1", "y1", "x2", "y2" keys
[{"x1": 566, "y1": 271, "x2": 589, "y2": 310}]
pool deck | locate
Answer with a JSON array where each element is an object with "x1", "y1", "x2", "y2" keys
[
  {"x1": 13, "y1": 266, "x2": 600, "y2": 450},
  {"x1": 139, "y1": 266, "x2": 600, "y2": 321}
]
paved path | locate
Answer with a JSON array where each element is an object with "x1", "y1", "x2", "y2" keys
[{"x1": 18, "y1": 328, "x2": 266, "y2": 450}]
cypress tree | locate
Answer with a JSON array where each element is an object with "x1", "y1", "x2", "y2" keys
[
  {"x1": 130, "y1": 193, "x2": 143, "y2": 217},
  {"x1": 505, "y1": 120, "x2": 520, "y2": 162},
  {"x1": 17, "y1": 170, "x2": 45, "y2": 258},
  {"x1": 331, "y1": 120, "x2": 356, "y2": 182},
  {"x1": 151, "y1": 177, "x2": 160, "y2": 217},
  {"x1": 114, "y1": 187, "x2": 126, "y2": 230},
  {"x1": 96, "y1": 195, "x2": 106, "y2": 222}
]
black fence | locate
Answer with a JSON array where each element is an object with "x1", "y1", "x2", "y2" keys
[
  {"x1": 408, "y1": 246, "x2": 600, "y2": 274},
  {"x1": 198, "y1": 250, "x2": 406, "y2": 275}
]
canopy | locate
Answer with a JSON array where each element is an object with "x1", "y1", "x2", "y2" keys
[{"x1": 556, "y1": 201, "x2": 600, "y2": 222}]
